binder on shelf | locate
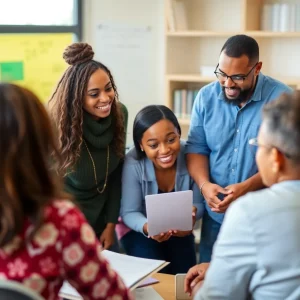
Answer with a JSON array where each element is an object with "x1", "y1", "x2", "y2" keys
[
  {"x1": 261, "y1": 4, "x2": 272, "y2": 31},
  {"x1": 296, "y1": 4, "x2": 300, "y2": 32},
  {"x1": 272, "y1": 4, "x2": 281, "y2": 32},
  {"x1": 173, "y1": 0, "x2": 188, "y2": 31},
  {"x1": 166, "y1": 0, "x2": 188, "y2": 31},
  {"x1": 262, "y1": 3, "x2": 300, "y2": 32},
  {"x1": 279, "y1": 4, "x2": 290, "y2": 32},
  {"x1": 173, "y1": 89, "x2": 182, "y2": 118},
  {"x1": 173, "y1": 89, "x2": 199, "y2": 120},
  {"x1": 166, "y1": 0, "x2": 176, "y2": 32}
]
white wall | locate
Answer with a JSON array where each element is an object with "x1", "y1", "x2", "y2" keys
[{"x1": 82, "y1": 0, "x2": 165, "y2": 147}]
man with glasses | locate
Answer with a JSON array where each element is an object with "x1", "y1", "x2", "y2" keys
[{"x1": 186, "y1": 34, "x2": 292, "y2": 263}]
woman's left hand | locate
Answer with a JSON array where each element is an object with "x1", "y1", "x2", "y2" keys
[{"x1": 100, "y1": 224, "x2": 115, "y2": 250}]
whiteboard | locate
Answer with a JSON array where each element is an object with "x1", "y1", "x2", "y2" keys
[{"x1": 93, "y1": 21, "x2": 153, "y2": 146}]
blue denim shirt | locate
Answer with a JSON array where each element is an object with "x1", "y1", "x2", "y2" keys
[
  {"x1": 120, "y1": 140, "x2": 205, "y2": 234},
  {"x1": 186, "y1": 73, "x2": 292, "y2": 224}
]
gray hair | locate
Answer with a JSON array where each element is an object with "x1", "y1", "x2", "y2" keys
[{"x1": 262, "y1": 90, "x2": 300, "y2": 162}]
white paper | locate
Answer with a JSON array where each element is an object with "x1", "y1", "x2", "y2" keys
[
  {"x1": 146, "y1": 190, "x2": 193, "y2": 236},
  {"x1": 59, "y1": 250, "x2": 167, "y2": 299},
  {"x1": 134, "y1": 287, "x2": 164, "y2": 300},
  {"x1": 102, "y1": 250, "x2": 167, "y2": 288},
  {"x1": 59, "y1": 282, "x2": 81, "y2": 300}
]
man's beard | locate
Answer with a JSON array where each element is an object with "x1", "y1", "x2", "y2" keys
[{"x1": 222, "y1": 86, "x2": 252, "y2": 106}]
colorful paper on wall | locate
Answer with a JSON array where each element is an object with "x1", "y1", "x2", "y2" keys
[{"x1": 0, "y1": 33, "x2": 73, "y2": 102}]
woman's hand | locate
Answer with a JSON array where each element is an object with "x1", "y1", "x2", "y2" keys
[
  {"x1": 150, "y1": 231, "x2": 173, "y2": 242},
  {"x1": 99, "y1": 223, "x2": 115, "y2": 250},
  {"x1": 143, "y1": 222, "x2": 172, "y2": 242}
]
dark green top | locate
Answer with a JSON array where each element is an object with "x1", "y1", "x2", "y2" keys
[{"x1": 65, "y1": 103, "x2": 128, "y2": 236}]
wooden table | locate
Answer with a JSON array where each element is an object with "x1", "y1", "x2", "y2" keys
[{"x1": 152, "y1": 273, "x2": 175, "y2": 300}]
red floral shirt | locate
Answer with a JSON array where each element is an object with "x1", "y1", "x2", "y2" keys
[{"x1": 0, "y1": 200, "x2": 132, "y2": 300}]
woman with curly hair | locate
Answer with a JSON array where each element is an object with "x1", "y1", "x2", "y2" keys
[{"x1": 49, "y1": 43, "x2": 127, "y2": 251}]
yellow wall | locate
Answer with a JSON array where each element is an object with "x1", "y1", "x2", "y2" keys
[{"x1": 0, "y1": 33, "x2": 73, "y2": 102}]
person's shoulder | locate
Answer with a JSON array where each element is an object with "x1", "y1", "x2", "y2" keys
[
  {"x1": 125, "y1": 146, "x2": 139, "y2": 160},
  {"x1": 44, "y1": 199, "x2": 83, "y2": 223},
  {"x1": 125, "y1": 146, "x2": 143, "y2": 167},
  {"x1": 200, "y1": 81, "x2": 221, "y2": 95},
  {"x1": 230, "y1": 188, "x2": 273, "y2": 217},
  {"x1": 196, "y1": 81, "x2": 221, "y2": 105},
  {"x1": 262, "y1": 74, "x2": 292, "y2": 95}
]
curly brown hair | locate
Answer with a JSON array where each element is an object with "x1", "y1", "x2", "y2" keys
[{"x1": 48, "y1": 43, "x2": 125, "y2": 176}]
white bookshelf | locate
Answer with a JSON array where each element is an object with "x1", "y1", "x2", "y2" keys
[{"x1": 165, "y1": 0, "x2": 300, "y2": 135}]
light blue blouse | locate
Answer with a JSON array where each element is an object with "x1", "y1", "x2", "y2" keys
[
  {"x1": 195, "y1": 180, "x2": 300, "y2": 300},
  {"x1": 120, "y1": 140, "x2": 204, "y2": 234}
]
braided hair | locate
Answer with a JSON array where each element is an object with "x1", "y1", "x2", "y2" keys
[{"x1": 48, "y1": 43, "x2": 125, "y2": 175}]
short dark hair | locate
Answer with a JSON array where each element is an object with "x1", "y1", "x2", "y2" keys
[
  {"x1": 263, "y1": 90, "x2": 300, "y2": 162},
  {"x1": 221, "y1": 34, "x2": 259, "y2": 65},
  {"x1": 133, "y1": 105, "x2": 181, "y2": 159}
]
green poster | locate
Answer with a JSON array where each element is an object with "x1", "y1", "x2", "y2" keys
[{"x1": 0, "y1": 61, "x2": 24, "y2": 81}]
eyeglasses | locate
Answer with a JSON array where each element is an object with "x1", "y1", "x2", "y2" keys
[
  {"x1": 214, "y1": 62, "x2": 258, "y2": 84},
  {"x1": 249, "y1": 137, "x2": 293, "y2": 159}
]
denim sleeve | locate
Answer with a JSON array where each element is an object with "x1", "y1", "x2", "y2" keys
[
  {"x1": 185, "y1": 89, "x2": 210, "y2": 155},
  {"x1": 194, "y1": 198, "x2": 256, "y2": 299},
  {"x1": 120, "y1": 157, "x2": 147, "y2": 234},
  {"x1": 191, "y1": 179, "x2": 205, "y2": 220}
]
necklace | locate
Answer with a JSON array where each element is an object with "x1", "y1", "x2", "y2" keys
[{"x1": 83, "y1": 139, "x2": 110, "y2": 194}]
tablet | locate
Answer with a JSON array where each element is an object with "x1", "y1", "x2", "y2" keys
[{"x1": 145, "y1": 190, "x2": 193, "y2": 236}]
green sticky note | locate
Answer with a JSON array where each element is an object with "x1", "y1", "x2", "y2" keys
[{"x1": 0, "y1": 62, "x2": 24, "y2": 81}]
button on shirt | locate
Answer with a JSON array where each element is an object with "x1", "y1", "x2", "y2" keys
[{"x1": 186, "y1": 73, "x2": 292, "y2": 224}]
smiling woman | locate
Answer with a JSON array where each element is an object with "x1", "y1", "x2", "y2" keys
[
  {"x1": 48, "y1": 42, "x2": 128, "y2": 252},
  {"x1": 117, "y1": 105, "x2": 205, "y2": 275}
]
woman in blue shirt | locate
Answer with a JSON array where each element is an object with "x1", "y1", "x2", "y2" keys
[{"x1": 119, "y1": 105, "x2": 204, "y2": 274}]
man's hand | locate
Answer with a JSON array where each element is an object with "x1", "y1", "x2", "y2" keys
[
  {"x1": 216, "y1": 182, "x2": 248, "y2": 213},
  {"x1": 99, "y1": 223, "x2": 115, "y2": 250},
  {"x1": 202, "y1": 182, "x2": 232, "y2": 212},
  {"x1": 184, "y1": 263, "x2": 210, "y2": 296}
]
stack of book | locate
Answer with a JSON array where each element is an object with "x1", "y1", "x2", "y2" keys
[
  {"x1": 173, "y1": 89, "x2": 199, "y2": 120},
  {"x1": 261, "y1": 2, "x2": 300, "y2": 32}
]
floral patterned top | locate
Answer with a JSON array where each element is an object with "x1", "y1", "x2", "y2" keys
[{"x1": 0, "y1": 200, "x2": 132, "y2": 300}]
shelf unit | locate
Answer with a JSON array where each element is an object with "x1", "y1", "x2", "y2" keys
[{"x1": 164, "y1": 0, "x2": 300, "y2": 136}]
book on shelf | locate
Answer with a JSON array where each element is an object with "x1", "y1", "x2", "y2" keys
[
  {"x1": 173, "y1": 89, "x2": 199, "y2": 120},
  {"x1": 261, "y1": 3, "x2": 300, "y2": 32},
  {"x1": 166, "y1": 0, "x2": 188, "y2": 31},
  {"x1": 166, "y1": 0, "x2": 176, "y2": 31},
  {"x1": 59, "y1": 250, "x2": 169, "y2": 300}
]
